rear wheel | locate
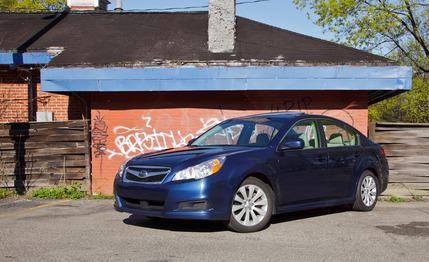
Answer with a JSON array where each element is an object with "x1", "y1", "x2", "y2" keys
[
  {"x1": 353, "y1": 170, "x2": 379, "y2": 211},
  {"x1": 226, "y1": 177, "x2": 273, "y2": 233}
]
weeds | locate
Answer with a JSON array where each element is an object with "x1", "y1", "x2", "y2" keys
[
  {"x1": 388, "y1": 195, "x2": 405, "y2": 203},
  {"x1": 0, "y1": 188, "x2": 15, "y2": 199},
  {"x1": 30, "y1": 183, "x2": 85, "y2": 200},
  {"x1": 411, "y1": 194, "x2": 424, "y2": 201},
  {"x1": 91, "y1": 193, "x2": 114, "y2": 199}
]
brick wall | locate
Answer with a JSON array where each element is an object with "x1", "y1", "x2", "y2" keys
[
  {"x1": 0, "y1": 67, "x2": 87, "y2": 123},
  {"x1": 90, "y1": 91, "x2": 368, "y2": 193},
  {"x1": 0, "y1": 84, "x2": 29, "y2": 122},
  {"x1": 0, "y1": 67, "x2": 29, "y2": 122},
  {"x1": 35, "y1": 84, "x2": 88, "y2": 121}
]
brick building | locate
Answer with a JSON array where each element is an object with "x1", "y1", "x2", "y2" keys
[{"x1": 0, "y1": 0, "x2": 411, "y2": 193}]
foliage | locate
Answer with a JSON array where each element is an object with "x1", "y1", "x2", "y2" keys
[
  {"x1": 293, "y1": 1, "x2": 429, "y2": 122},
  {"x1": 0, "y1": 0, "x2": 66, "y2": 12},
  {"x1": 293, "y1": 0, "x2": 429, "y2": 73},
  {"x1": 388, "y1": 195, "x2": 406, "y2": 203},
  {"x1": 369, "y1": 76, "x2": 429, "y2": 122},
  {"x1": 30, "y1": 183, "x2": 85, "y2": 199},
  {"x1": 0, "y1": 188, "x2": 15, "y2": 199}
]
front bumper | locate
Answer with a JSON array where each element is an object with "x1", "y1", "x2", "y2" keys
[{"x1": 114, "y1": 173, "x2": 233, "y2": 221}]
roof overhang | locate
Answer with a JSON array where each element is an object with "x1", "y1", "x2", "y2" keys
[
  {"x1": 0, "y1": 51, "x2": 52, "y2": 65},
  {"x1": 41, "y1": 65, "x2": 412, "y2": 104}
]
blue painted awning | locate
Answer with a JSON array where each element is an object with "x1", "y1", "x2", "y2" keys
[
  {"x1": 41, "y1": 66, "x2": 412, "y2": 92},
  {"x1": 0, "y1": 52, "x2": 52, "y2": 65}
]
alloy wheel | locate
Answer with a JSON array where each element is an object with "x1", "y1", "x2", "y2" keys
[
  {"x1": 232, "y1": 184, "x2": 268, "y2": 227},
  {"x1": 361, "y1": 175, "x2": 377, "y2": 207}
]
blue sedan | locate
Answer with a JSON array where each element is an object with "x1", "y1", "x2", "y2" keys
[{"x1": 114, "y1": 112, "x2": 389, "y2": 232}]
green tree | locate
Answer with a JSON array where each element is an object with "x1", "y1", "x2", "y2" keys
[
  {"x1": 0, "y1": 0, "x2": 16, "y2": 10},
  {"x1": 368, "y1": 76, "x2": 429, "y2": 122},
  {"x1": 293, "y1": 0, "x2": 429, "y2": 122},
  {"x1": 293, "y1": 0, "x2": 428, "y2": 73},
  {"x1": 0, "y1": 0, "x2": 66, "y2": 12}
]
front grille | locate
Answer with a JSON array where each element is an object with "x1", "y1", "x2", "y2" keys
[{"x1": 123, "y1": 166, "x2": 171, "y2": 184}]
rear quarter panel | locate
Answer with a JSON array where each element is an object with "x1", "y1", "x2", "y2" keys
[{"x1": 352, "y1": 135, "x2": 389, "y2": 197}]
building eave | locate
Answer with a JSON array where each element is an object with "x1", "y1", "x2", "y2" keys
[
  {"x1": 41, "y1": 65, "x2": 412, "y2": 93},
  {"x1": 0, "y1": 51, "x2": 52, "y2": 65}
]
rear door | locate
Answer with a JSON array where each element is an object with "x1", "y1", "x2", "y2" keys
[
  {"x1": 319, "y1": 119, "x2": 361, "y2": 199},
  {"x1": 277, "y1": 119, "x2": 329, "y2": 206}
]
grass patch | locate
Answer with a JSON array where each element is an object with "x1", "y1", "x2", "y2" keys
[
  {"x1": 0, "y1": 188, "x2": 15, "y2": 199},
  {"x1": 91, "y1": 193, "x2": 114, "y2": 199},
  {"x1": 388, "y1": 195, "x2": 405, "y2": 203},
  {"x1": 30, "y1": 183, "x2": 85, "y2": 200}
]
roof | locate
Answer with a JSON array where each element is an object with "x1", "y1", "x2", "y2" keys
[
  {"x1": 0, "y1": 12, "x2": 56, "y2": 51},
  {"x1": 0, "y1": 11, "x2": 393, "y2": 67}
]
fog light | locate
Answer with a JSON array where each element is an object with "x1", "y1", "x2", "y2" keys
[{"x1": 178, "y1": 200, "x2": 209, "y2": 210}]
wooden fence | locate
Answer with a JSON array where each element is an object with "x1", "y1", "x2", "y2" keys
[
  {"x1": 0, "y1": 120, "x2": 91, "y2": 193},
  {"x1": 1, "y1": 120, "x2": 427, "y2": 196},
  {"x1": 369, "y1": 122, "x2": 429, "y2": 196}
]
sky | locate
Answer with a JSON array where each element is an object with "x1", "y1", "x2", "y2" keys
[{"x1": 107, "y1": 0, "x2": 335, "y2": 41}]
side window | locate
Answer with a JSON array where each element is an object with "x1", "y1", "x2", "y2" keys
[
  {"x1": 321, "y1": 120, "x2": 359, "y2": 147},
  {"x1": 249, "y1": 124, "x2": 279, "y2": 145},
  {"x1": 284, "y1": 120, "x2": 319, "y2": 149}
]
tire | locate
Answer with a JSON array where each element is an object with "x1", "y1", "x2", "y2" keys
[
  {"x1": 226, "y1": 177, "x2": 273, "y2": 233},
  {"x1": 353, "y1": 170, "x2": 379, "y2": 211}
]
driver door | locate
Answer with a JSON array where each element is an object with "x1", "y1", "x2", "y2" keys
[{"x1": 277, "y1": 119, "x2": 329, "y2": 206}]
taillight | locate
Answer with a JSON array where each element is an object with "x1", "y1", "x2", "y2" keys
[{"x1": 379, "y1": 147, "x2": 386, "y2": 158}]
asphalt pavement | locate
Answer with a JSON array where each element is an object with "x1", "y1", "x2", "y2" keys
[{"x1": 0, "y1": 199, "x2": 428, "y2": 262}]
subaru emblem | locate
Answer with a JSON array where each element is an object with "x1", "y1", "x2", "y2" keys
[{"x1": 138, "y1": 170, "x2": 149, "y2": 178}]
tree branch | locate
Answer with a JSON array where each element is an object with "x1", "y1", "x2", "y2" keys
[
  {"x1": 404, "y1": 0, "x2": 429, "y2": 56},
  {"x1": 384, "y1": 33, "x2": 429, "y2": 73}
]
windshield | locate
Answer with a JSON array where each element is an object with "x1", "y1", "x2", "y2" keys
[{"x1": 191, "y1": 117, "x2": 284, "y2": 147}]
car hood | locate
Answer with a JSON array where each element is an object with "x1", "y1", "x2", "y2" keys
[{"x1": 127, "y1": 146, "x2": 263, "y2": 168}]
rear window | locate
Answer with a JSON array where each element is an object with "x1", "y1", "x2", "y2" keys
[{"x1": 320, "y1": 119, "x2": 359, "y2": 147}]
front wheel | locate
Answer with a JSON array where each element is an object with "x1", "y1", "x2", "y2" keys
[
  {"x1": 226, "y1": 177, "x2": 273, "y2": 233},
  {"x1": 353, "y1": 170, "x2": 379, "y2": 211}
]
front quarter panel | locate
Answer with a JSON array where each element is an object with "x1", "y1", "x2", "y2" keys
[{"x1": 219, "y1": 148, "x2": 278, "y2": 212}]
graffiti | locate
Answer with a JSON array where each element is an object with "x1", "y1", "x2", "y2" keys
[
  {"x1": 92, "y1": 111, "x2": 109, "y2": 158},
  {"x1": 98, "y1": 95, "x2": 359, "y2": 160},
  {"x1": 105, "y1": 116, "x2": 224, "y2": 159},
  {"x1": 269, "y1": 96, "x2": 355, "y2": 126},
  {"x1": 270, "y1": 96, "x2": 313, "y2": 113}
]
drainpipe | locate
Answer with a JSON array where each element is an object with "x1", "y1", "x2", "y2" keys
[{"x1": 27, "y1": 69, "x2": 36, "y2": 121}]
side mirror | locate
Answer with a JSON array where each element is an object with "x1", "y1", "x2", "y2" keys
[
  {"x1": 279, "y1": 139, "x2": 304, "y2": 151},
  {"x1": 187, "y1": 138, "x2": 197, "y2": 146}
]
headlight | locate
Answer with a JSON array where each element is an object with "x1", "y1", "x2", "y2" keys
[
  {"x1": 172, "y1": 156, "x2": 226, "y2": 181},
  {"x1": 117, "y1": 158, "x2": 131, "y2": 177}
]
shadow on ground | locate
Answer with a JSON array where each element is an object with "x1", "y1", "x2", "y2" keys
[
  {"x1": 123, "y1": 215, "x2": 226, "y2": 232},
  {"x1": 123, "y1": 205, "x2": 351, "y2": 232}
]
